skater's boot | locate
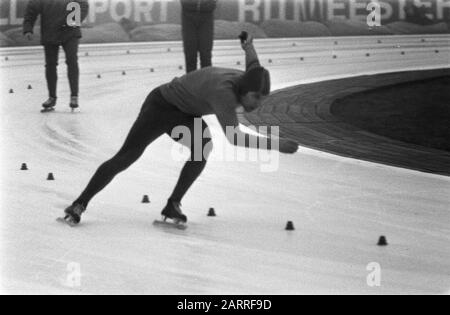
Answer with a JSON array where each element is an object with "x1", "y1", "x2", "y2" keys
[
  {"x1": 161, "y1": 199, "x2": 187, "y2": 223},
  {"x1": 63, "y1": 203, "x2": 86, "y2": 226},
  {"x1": 42, "y1": 97, "x2": 56, "y2": 112},
  {"x1": 69, "y1": 96, "x2": 79, "y2": 110}
]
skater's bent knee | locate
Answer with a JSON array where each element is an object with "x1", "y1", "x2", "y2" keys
[{"x1": 189, "y1": 139, "x2": 212, "y2": 162}]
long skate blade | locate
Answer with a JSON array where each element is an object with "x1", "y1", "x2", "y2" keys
[
  {"x1": 41, "y1": 107, "x2": 55, "y2": 113},
  {"x1": 153, "y1": 220, "x2": 187, "y2": 230},
  {"x1": 56, "y1": 217, "x2": 78, "y2": 227}
]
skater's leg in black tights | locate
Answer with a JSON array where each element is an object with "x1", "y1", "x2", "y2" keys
[
  {"x1": 74, "y1": 92, "x2": 168, "y2": 208},
  {"x1": 73, "y1": 88, "x2": 212, "y2": 209},
  {"x1": 169, "y1": 160, "x2": 209, "y2": 203},
  {"x1": 74, "y1": 145, "x2": 147, "y2": 208},
  {"x1": 44, "y1": 44, "x2": 59, "y2": 98},
  {"x1": 169, "y1": 118, "x2": 213, "y2": 202}
]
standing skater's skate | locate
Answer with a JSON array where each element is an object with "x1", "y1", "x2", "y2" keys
[
  {"x1": 41, "y1": 97, "x2": 56, "y2": 113},
  {"x1": 69, "y1": 96, "x2": 79, "y2": 112},
  {"x1": 153, "y1": 200, "x2": 188, "y2": 230},
  {"x1": 57, "y1": 203, "x2": 85, "y2": 227}
]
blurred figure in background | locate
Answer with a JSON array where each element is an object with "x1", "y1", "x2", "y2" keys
[
  {"x1": 404, "y1": 1, "x2": 433, "y2": 25},
  {"x1": 23, "y1": 0, "x2": 89, "y2": 112},
  {"x1": 181, "y1": 0, "x2": 217, "y2": 73}
]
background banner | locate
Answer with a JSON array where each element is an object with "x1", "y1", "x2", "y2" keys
[{"x1": 1, "y1": 0, "x2": 449, "y2": 31}]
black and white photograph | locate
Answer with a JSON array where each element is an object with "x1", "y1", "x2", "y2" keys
[{"x1": 0, "y1": 0, "x2": 449, "y2": 297}]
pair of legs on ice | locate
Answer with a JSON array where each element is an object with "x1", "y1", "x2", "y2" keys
[
  {"x1": 43, "y1": 38, "x2": 80, "y2": 109},
  {"x1": 68, "y1": 88, "x2": 212, "y2": 223},
  {"x1": 182, "y1": 10, "x2": 214, "y2": 73}
]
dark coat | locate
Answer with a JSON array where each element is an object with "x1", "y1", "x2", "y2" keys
[
  {"x1": 181, "y1": 0, "x2": 217, "y2": 13},
  {"x1": 23, "y1": 0, "x2": 89, "y2": 45}
]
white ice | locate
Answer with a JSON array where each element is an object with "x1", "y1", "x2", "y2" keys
[{"x1": 0, "y1": 35, "x2": 449, "y2": 294}]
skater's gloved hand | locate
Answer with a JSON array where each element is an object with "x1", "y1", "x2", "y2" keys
[
  {"x1": 278, "y1": 139, "x2": 299, "y2": 154},
  {"x1": 240, "y1": 33, "x2": 254, "y2": 51},
  {"x1": 24, "y1": 32, "x2": 33, "y2": 41}
]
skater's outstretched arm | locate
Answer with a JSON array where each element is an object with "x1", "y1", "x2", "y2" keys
[
  {"x1": 216, "y1": 108, "x2": 298, "y2": 154},
  {"x1": 241, "y1": 33, "x2": 260, "y2": 71}
]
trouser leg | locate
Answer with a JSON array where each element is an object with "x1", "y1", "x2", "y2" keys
[
  {"x1": 62, "y1": 38, "x2": 79, "y2": 97},
  {"x1": 198, "y1": 13, "x2": 214, "y2": 69},
  {"x1": 44, "y1": 44, "x2": 60, "y2": 98},
  {"x1": 182, "y1": 11, "x2": 199, "y2": 73}
]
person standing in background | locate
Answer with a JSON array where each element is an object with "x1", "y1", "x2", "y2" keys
[
  {"x1": 23, "y1": 0, "x2": 89, "y2": 112},
  {"x1": 181, "y1": 0, "x2": 217, "y2": 73}
]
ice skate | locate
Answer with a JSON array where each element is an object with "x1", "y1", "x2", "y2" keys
[
  {"x1": 57, "y1": 203, "x2": 85, "y2": 227},
  {"x1": 41, "y1": 97, "x2": 56, "y2": 113},
  {"x1": 69, "y1": 96, "x2": 79, "y2": 112},
  {"x1": 161, "y1": 199, "x2": 188, "y2": 223},
  {"x1": 153, "y1": 200, "x2": 188, "y2": 230}
]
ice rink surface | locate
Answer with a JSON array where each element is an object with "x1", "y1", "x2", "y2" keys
[{"x1": 1, "y1": 35, "x2": 449, "y2": 294}]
